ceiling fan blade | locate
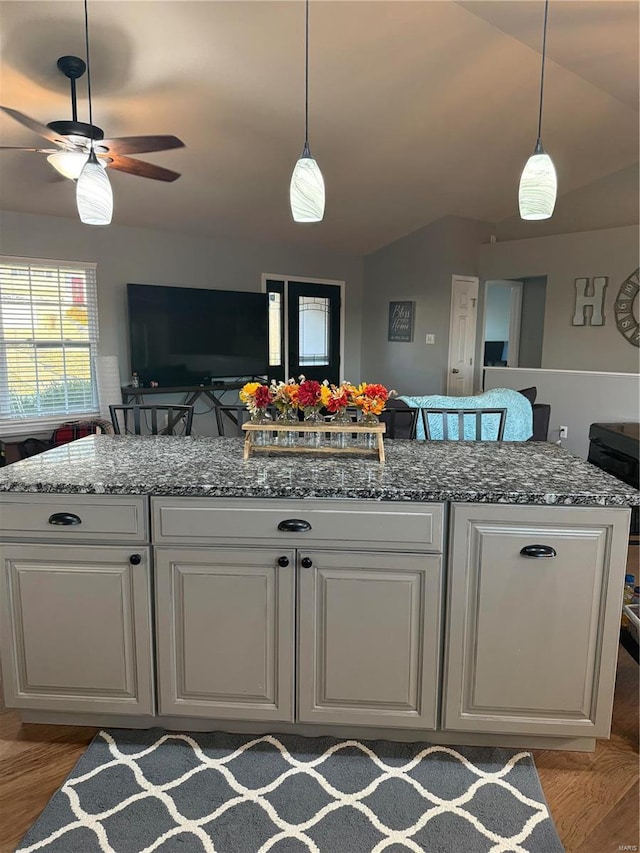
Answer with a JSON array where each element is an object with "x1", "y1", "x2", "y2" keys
[
  {"x1": 0, "y1": 106, "x2": 64, "y2": 145},
  {"x1": 100, "y1": 135, "x2": 184, "y2": 156},
  {"x1": 107, "y1": 154, "x2": 181, "y2": 182},
  {"x1": 0, "y1": 146, "x2": 56, "y2": 152}
]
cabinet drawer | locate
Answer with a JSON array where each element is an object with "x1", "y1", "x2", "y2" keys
[
  {"x1": 152, "y1": 498, "x2": 444, "y2": 552},
  {"x1": 0, "y1": 494, "x2": 148, "y2": 542}
]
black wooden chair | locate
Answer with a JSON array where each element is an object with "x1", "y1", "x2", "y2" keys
[
  {"x1": 421, "y1": 408, "x2": 507, "y2": 441},
  {"x1": 109, "y1": 404, "x2": 194, "y2": 436},
  {"x1": 214, "y1": 404, "x2": 254, "y2": 436},
  {"x1": 380, "y1": 401, "x2": 419, "y2": 439}
]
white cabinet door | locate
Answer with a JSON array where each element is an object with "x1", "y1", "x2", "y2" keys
[
  {"x1": 155, "y1": 547, "x2": 295, "y2": 721},
  {"x1": 297, "y1": 550, "x2": 443, "y2": 729},
  {"x1": 444, "y1": 504, "x2": 630, "y2": 738},
  {"x1": 0, "y1": 544, "x2": 154, "y2": 714}
]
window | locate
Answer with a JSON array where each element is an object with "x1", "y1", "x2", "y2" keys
[{"x1": 0, "y1": 256, "x2": 99, "y2": 431}]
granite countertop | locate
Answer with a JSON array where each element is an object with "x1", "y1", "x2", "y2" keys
[{"x1": 0, "y1": 435, "x2": 638, "y2": 507}]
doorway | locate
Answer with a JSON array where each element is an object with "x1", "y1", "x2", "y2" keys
[
  {"x1": 481, "y1": 277, "x2": 546, "y2": 370},
  {"x1": 263, "y1": 276, "x2": 343, "y2": 385},
  {"x1": 482, "y1": 280, "x2": 523, "y2": 368}
]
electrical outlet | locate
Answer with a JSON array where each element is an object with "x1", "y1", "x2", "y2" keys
[
  {"x1": 425, "y1": 334, "x2": 435, "y2": 344},
  {"x1": 559, "y1": 425, "x2": 568, "y2": 439}
]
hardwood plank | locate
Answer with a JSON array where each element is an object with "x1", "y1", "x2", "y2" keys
[
  {"x1": 579, "y1": 780, "x2": 639, "y2": 853},
  {"x1": 0, "y1": 713, "x2": 96, "y2": 853}
]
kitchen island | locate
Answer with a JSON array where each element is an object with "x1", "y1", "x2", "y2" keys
[{"x1": 0, "y1": 436, "x2": 637, "y2": 752}]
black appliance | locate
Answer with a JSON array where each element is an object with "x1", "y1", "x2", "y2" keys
[
  {"x1": 127, "y1": 283, "x2": 269, "y2": 386},
  {"x1": 588, "y1": 422, "x2": 639, "y2": 537}
]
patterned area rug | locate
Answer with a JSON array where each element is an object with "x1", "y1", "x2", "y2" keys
[{"x1": 17, "y1": 728, "x2": 564, "y2": 853}]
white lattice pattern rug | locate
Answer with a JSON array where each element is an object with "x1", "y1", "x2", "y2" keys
[{"x1": 17, "y1": 728, "x2": 564, "y2": 852}]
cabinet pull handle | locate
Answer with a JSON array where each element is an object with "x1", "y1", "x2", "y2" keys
[
  {"x1": 48, "y1": 512, "x2": 81, "y2": 526},
  {"x1": 520, "y1": 544, "x2": 557, "y2": 559},
  {"x1": 129, "y1": 554, "x2": 142, "y2": 565},
  {"x1": 301, "y1": 557, "x2": 313, "y2": 569},
  {"x1": 277, "y1": 556, "x2": 290, "y2": 568},
  {"x1": 277, "y1": 519, "x2": 312, "y2": 533}
]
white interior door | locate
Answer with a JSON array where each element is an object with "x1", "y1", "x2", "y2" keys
[{"x1": 447, "y1": 275, "x2": 478, "y2": 396}]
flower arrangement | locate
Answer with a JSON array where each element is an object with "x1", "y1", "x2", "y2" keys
[
  {"x1": 325, "y1": 382, "x2": 352, "y2": 415},
  {"x1": 269, "y1": 379, "x2": 300, "y2": 419},
  {"x1": 351, "y1": 382, "x2": 392, "y2": 417},
  {"x1": 297, "y1": 377, "x2": 331, "y2": 420},
  {"x1": 239, "y1": 381, "x2": 273, "y2": 416},
  {"x1": 240, "y1": 378, "x2": 393, "y2": 421}
]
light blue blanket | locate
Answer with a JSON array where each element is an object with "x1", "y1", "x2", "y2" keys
[{"x1": 399, "y1": 388, "x2": 532, "y2": 441}]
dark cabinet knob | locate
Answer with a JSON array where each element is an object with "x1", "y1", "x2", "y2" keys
[
  {"x1": 277, "y1": 518, "x2": 312, "y2": 533},
  {"x1": 48, "y1": 512, "x2": 81, "y2": 526},
  {"x1": 129, "y1": 554, "x2": 142, "y2": 565},
  {"x1": 520, "y1": 544, "x2": 557, "y2": 559},
  {"x1": 277, "y1": 556, "x2": 290, "y2": 567},
  {"x1": 301, "y1": 557, "x2": 313, "y2": 569}
]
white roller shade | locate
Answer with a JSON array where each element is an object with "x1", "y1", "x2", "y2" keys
[{"x1": 0, "y1": 256, "x2": 100, "y2": 433}]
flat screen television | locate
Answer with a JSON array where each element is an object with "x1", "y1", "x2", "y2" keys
[{"x1": 127, "y1": 283, "x2": 269, "y2": 386}]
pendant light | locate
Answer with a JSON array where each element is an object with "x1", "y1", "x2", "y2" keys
[
  {"x1": 289, "y1": 0, "x2": 325, "y2": 223},
  {"x1": 518, "y1": 0, "x2": 556, "y2": 221},
  {"x1": 76, "y1": 0, "x2": 113, "y2": 225}
]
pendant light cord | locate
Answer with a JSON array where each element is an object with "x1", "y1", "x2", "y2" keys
[
  {"x1": 536, "y1": 0, "x2": 549, "y2": 143},
  {"x1": 83, "y1": 0, "x2": 95, "y2": 153},
  {"x1": 304, "y1": 0, "x2": 309, "y2": 149}
]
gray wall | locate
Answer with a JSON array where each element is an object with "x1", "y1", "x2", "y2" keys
[
  {"x1": 518, "y1": 276, "x2": 546, "y2": 369},
  {"x1": 0, "y1": 210, "x2": 363, "y2": 435},
  {"x1": 484, "y1": 367, "x2": 640, "y2": 458},
  {"x1": 361, "y1": 216, "x2": 492, "y2": 395},
  {"x1": 479, "y1": 225, "x2": 639, "y2": 374}
]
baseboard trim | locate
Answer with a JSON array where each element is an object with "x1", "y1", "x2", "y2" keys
[{"x1": 18, "y1": 709, "x2": 597, "y2": 753}]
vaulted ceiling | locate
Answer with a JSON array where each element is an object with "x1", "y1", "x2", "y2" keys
[{"x1": 0, "y1": 1, "x2": 637, "y2": 254}]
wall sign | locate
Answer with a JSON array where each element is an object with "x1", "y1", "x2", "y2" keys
[
  {"x1": 388, "y1": 301, "x2": 415, "y2": 342},
  {"x1": 614, "y1": 268, "x2": 640, "y2": 347},
  {"x1": 572, "y1": 277, "x2": 607, "y2": 326}
]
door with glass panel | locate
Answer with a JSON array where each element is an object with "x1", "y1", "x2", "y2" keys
[{"x1": 266, "y1": 279, "x2": 341, "y2": 385}]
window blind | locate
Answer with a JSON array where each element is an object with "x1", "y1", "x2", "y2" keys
[{"x1": 0, "y1": 256, "x2": 99, "y2": 432}]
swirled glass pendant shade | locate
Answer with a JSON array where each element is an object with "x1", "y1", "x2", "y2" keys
[
  {"x1": 518, "y1": 142, "x2": 557, "y2": 220},
  {"x1": 76, "y1": 151, "x2": 113, "y2": 225},
  {"x1": 290, "y1": 146, "x2": 325, "y2": 223}
]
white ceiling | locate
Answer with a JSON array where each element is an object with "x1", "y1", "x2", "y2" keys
[{"x1": 0, "y1": 0, "x2": 637, "y2": 254}]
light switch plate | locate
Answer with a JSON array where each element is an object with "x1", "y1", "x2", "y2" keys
[{"x1": 425, "y1": 334, "x2": 435, "y2": 344}]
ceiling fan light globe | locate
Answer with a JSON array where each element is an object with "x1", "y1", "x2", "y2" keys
[
  {"x1": 518, "y1": 148, "x2": 557, "y2": 220},
  {"x1": 290, "y1": 154, "x2": 325, "y2": 223},
  {"x1": 76, "y1": 152, "x2": 113, "y2": 225},
  {"x1": 47, "y1": 151, "x2": 90, "y2": 180}
]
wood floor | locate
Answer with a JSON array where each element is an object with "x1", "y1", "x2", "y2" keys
[
  {"x1": 1, "y1": 546, "x2": 638, "y2": 851},
  {"x1": 1, "y1": 646, "x2": 637, "y2": 853}
]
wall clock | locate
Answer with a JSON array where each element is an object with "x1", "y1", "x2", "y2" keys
[{"x1": 614, "y1": 268, "x2": 640, "y2": 347}]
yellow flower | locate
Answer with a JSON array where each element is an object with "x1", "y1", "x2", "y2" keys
[
  {"x1": 239, "y1": 381, "x2": 261, "y2": 403},
  {"x1": 319, "y1": 385, "x2": 331, "y2": 407}
]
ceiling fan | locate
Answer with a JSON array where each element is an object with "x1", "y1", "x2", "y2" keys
[{"x1": 0, "y1": 55, "x2": 184, "y2": 182}]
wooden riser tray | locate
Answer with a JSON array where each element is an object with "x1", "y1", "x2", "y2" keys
[{"x1": 242, "y1": 421, "x2": 386, "y2": 462}]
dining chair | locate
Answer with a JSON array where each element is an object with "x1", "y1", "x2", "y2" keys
[
  {"x1": 421, "y1": 408, "x2": 507, "y2": 441},
  {"x1": 214, "y1": 404, "x2": 254, "y2": 437},
  {"x1": 380, "y1": 404, "x2": 419, "y2": 439},
  {"x1": 109, "y1": 404, "x2": 194, "y2": 436}
]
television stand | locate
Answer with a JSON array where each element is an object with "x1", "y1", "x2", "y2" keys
[{"x1": 120, "y1": 381, "x2": 256, "y2": 430}]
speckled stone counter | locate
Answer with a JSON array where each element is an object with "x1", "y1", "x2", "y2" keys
[{"x1": 0, "y1": 435, "x2": 637, "y2": 506}]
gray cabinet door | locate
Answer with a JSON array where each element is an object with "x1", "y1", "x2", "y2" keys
[
  {"x1": 298, "y1": 550, "x2": 442, "y2": 728},
  {"x1": 155, "y1": 547, "x2": 295, "y2": 721},
  {"x1": 0, "y1": 544, "x2": 154, "y2": 715},
  {"x1": 444, "y1": 504, "x2": 630, "y2": 738}
]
